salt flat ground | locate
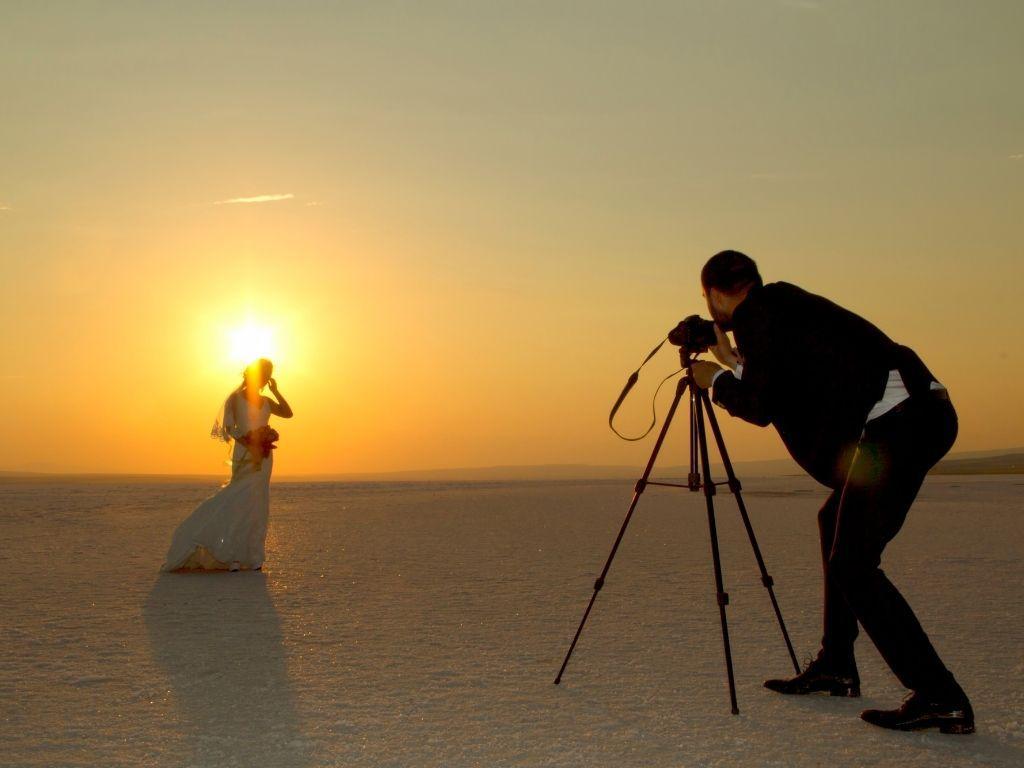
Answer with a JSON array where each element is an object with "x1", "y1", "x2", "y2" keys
[{"x1": 1, "y1": 475, "x2": 1021, "y2": 768}]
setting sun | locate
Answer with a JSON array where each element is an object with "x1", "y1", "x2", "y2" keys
[{"x1": 228, "y1": 323, "x2": 277, "y2": 366}]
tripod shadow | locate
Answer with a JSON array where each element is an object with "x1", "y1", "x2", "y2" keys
[{"x1": 143, "y1": 573, "x2": 312, "y2": 767}]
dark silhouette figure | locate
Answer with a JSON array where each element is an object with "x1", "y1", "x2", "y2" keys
[{"x1": 689, "y1": 250, "x2": 974, "y2": 734}]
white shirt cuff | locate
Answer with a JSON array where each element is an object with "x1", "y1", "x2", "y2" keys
[{"x1": 711, "y1": 364, "x2": 743, "y2": 387}]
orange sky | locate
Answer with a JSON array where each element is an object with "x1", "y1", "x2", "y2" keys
[{"x1": 1, "y1": 2, "x2": 1021, "y2": 475}]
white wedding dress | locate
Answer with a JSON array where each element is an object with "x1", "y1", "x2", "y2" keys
[{"x1": 162, "y1": 395, "x2": 274, "y2": 572}]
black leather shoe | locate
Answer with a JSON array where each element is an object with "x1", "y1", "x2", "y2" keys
[
  {"x1": 861, "y1": 691, "x2": 975, "y2": 734},
  {"x1": 764, "y1": 655, "x2": 860, "y2": 697}
]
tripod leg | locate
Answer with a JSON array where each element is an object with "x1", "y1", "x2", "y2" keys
[
  {"x1": 688, "y1": 387, "x2": 700, "y2": 490},
  {"x1": 698, "y1": 388, "x2": 801, "y2": 674},
  {"x1": 554, "y1": 378, "x2": 687, "y2": 685},
  {"x1": 693, "y1": 386, "x2": 740, "y2": 715}
]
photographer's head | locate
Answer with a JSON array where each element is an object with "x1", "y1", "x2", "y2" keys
[{"x1": 701, "y1": 250, "x2": 762, "y2": 331}]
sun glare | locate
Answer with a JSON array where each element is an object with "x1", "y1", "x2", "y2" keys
[{"x1": 229, "y1": 323, "x2": 277, "y2": 365}]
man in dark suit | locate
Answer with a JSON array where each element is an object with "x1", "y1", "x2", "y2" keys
[{"x1": 689, "y1": 250, "x2": 974, "y2": 734}]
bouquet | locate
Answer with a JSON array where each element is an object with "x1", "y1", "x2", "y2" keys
[{"x1": 240, "y1": 425, "x2": 280, "y2": 469}]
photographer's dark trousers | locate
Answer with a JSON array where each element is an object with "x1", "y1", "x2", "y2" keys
[{"x1": 818, "y1": 390, "x2": 960, "y2": 696}]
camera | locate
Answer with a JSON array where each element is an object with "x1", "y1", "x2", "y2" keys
[{"x1": 668, "y1": 315, "x2": 717, "y2": 354}]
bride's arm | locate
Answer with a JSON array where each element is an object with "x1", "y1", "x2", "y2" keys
[
  {"x1": 267, "y1": 378, "x2": 293, "y2": 418},
  {"x1": 224, "y1": 392, "x2": 250, "y2": 442}
]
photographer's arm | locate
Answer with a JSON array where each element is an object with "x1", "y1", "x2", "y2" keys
[
  {"x1": 711, "y1": 370, "x2": 772, "y2": 427},
  {"x1": 710, "y1": 326, "x2": 773, "y2": 427}
]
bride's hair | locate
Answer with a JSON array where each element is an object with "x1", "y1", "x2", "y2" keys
[{"x1": 240, "y1": 358, "x2": 274, "y2": 389}]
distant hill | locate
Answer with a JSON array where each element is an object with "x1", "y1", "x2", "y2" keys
[
  {"x1": 279, "y1": 457, "x2": 803, "y2": 483},
  {"x1": 2, "y1": 449, "x2": 1022, "y2": 483},
  {"x1": 932, "y1": 453, "x2": 1024, "y2": 475},
  {"x1": 277, "y1": 449, "x2": 1024, "y2": 482}
]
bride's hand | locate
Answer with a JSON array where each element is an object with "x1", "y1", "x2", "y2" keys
[{"x1": 268, "y1": 377, "x2": 279, "y2": 392}]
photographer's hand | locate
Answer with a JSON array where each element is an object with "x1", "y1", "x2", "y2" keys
[
  {"x1": 691, "y1": 361, "x2": 723, "y2": 389},
  {"x1": 711, "y1": 324, "x2": 741, "y2": 370}
]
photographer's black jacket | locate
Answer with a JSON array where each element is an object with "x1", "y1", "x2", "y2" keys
[{"x1": 712, "y1": 282, "x2": 937, "y2": 488}]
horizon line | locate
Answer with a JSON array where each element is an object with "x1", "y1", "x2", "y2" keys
[{"x1": 2, "y1": 447, "x2": 1021, "y2": 482}]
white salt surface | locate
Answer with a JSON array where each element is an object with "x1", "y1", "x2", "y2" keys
[{"x1": 1, "y1": 475, "x2": 1022, "y2": 767}]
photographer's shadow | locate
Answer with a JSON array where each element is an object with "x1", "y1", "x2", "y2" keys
[{"x1": 144, "y1": 573, "x2": 311, "y2": 767}]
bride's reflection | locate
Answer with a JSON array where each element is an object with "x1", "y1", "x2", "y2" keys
[{"x1": 144, "y1": 573, "x2": 312, "y2": 767}]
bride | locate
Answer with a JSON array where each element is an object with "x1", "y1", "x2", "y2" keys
[{"x1": 162, "y1": 358, "x2": 293, "y2": 572}]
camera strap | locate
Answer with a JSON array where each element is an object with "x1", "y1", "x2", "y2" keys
[{"x1": 608, "y1": 337, "x2": 683, "y2": 441}]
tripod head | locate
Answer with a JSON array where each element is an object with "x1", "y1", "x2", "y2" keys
[{"x1": 678, "y1": 347, "x2": 702, "y2": 372}]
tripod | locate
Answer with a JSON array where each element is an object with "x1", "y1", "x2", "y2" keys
[{"x1": 553, "y1": 351, "x2": 801, "y2": 714}]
